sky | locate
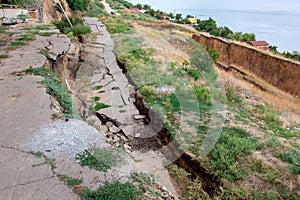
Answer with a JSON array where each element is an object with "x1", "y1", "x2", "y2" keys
[{"x1": 128, "y1": 0, "x2": 300, "y2": 12}]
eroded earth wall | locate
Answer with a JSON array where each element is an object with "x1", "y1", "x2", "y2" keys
[{"x1": 192, "y1": 34, "x2": 300, "y2": 97}]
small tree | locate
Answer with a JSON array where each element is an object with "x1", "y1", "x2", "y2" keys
[
  {"x1": 269, "y1": 45, "x2": 278, "y2": 53},
  {"x1": 135, "y1": 3, "x2": 142, "y2": 9},
  {"x1": 168, "y1": 12, "x2": 174, "y2": 19},
  {"x1": 241, "y1": 33, "x2": 256, "y2": 42},
  {"x1": 143, "y1": 4, "x2": 151, "y2": 10},
  {"x1": 175, "y1": 13, "x2": 182, "y2": 20},
  {"x1": 220, "y1": 26, "x2": 233, "y2": 38}
]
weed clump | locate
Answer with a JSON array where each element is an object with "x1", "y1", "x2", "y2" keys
[
  {"x1": 75, "y1": 148, "x2": 122, "y2": 172},
  {"x1": 25, "y1": 67, "x2": 73, "y2": 117},
  {"x1": 80, "y1": 181, "x2": 142, "y2": 200}
]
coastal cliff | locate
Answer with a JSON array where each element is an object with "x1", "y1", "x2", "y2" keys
[{"x1": 192, "y1": 33, "x2": 300, "y2": 97}]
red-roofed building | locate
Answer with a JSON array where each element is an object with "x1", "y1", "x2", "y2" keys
[{"x1": 248, "y1": 41, "x2": 270, "y2": 50}]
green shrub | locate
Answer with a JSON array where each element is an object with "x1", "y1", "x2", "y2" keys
[
  {"x1": 194, "y1": 86, "x2": 211, "y2": 105},
  {"x1": 184, "y1": 67, "x2": 201, "y2": 80},
  {"x1": 80, "y1": 181, "x2": 143, "y2": 200},
  {"x1": 208, "y1": 127, "x2": 260, "y2": 180},
  {"x1": 53, "y1": 17, "x2": 91, "y2": 36},
  {"x1": 140, "y1": 85, "x2": 155, "y2": 96},
  {"x1": 189, "y1": 42, "x2": 214, "y2": 73},
  {"x1": 71, "y1": 24, "x2": 91, "y2": 36},
  {"x1": 226, "y1": 85, "x2": 242, "y2": 105},
  {"x1": 208, "y1": 48, "x2": 220, "y2": 63},
  {"x1": 66, "y1": 0, "x2": 88, "y2": 11}
]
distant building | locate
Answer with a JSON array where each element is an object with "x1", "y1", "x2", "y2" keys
[
  {"x1": 248, "y1": 41, "x2": 270, "y2": 50},
  {"x1": 131, "y1": 7, "x2": 141, "y2": 12},
  {"x1": 189, "y1": 18, "x2": 197, "y2": 23}
]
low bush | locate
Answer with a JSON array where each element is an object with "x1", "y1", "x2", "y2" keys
[
  {"x1": 53, "y1": 17, "x2": 91, "y2": 37},
  {"x1": 184, "y1": 67, "x2": 201, "y2": 80},
  {"x1": 80, "y1": 181, "x2": 143, "y2": 200},
  {"x1": 66, "y1": 0, "x2": 88, "y2": 11},
  {"x1": 208, "y1": 127, "x2": 260, "y2": 180},
  {"x1": 194, "y1": 86, "x2": 211, "y2": 105}
]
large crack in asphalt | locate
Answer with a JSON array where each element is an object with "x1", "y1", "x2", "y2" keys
[{"x1": 81, "y1": 17, "x2": 222, "y2": 197}]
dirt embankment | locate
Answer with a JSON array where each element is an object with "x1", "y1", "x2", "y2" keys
[
  {"x1": 40, "y1": 0, "x2": 71, "y2": 23},
  {"x1": 192, "y1": 34, "x2": 300, "y2": 97}
]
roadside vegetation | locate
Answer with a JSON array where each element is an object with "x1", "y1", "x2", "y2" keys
[
  {"x1": 75, "y1": 148, "x2": 123, "y2": 172},
  {"x1": 53, "y1": 16, "x2": 91, "y2": 40},
  {"x1": 25, "y1": 67, "x2": 73, "y2": 118}
]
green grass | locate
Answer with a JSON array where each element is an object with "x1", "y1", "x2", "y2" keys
[
  {"x1": 25, "y1": 67, "x2": 73, "y2": 117},
  {"x1": 0, "y1": 54, "x2": 8, "y2": 59},
  {"x1": 207, "y1": 127, "x2": 261, "y2": 180},
  {"x1": 94, "y1": 85, "x2": 103, "y2": 90},
  {"x1": 80, "y1": 181, "x2": 143, "y2": 200},
  {"x1": 93, "y1": 96, "x2": 100, "y2": 102},
  {"x1": 102, "y1": 17, "x2": 132, "y2": 34},
  {"x1": 35, "y1": 24, "x2": 51, "y2": 30},
  {"x1": 0, "y1": 39, "x2": 6, "y2": 47},
  {"x1": 277, "y1": 150, "x2": 300, "y2": 174},
  {"x1": 84, "y1": 0, "x2": 106, "y2": 17},
  {"x1": 0, "y1": 25, "x2": 7, "y2": 34},
  {"x1": 38, "y1": 32, "x2": 57, "y2": 37},
  {"x1": 226, "y1": 85, "x2": 242, "y2": 106},
  {"x1": 18, "y1": 33, "x2": 35, "y2": 41},
  {"x1": 10, "y1": 41, "x2": 26, "y2": 47},
  {"x1": 112, "y1": 86, "x2": 120, "y2": 90},
  {"x1": 75, "y1": 148, "x2": 122, "y2": 172},
  {"x1": 57, "y1": 174, "x2": 83, "y2": 187},
  {"x1": 94, "y1": 103, "x2": 110, "y2": 111}
]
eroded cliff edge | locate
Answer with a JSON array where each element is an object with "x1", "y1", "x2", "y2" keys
[{"x1": 192, "y1": 33, "x2": 300, "y2": 97}]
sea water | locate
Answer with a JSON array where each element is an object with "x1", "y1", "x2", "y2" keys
[{"x1": 128, "y1": 0, "x2": 300, "y2": 52}]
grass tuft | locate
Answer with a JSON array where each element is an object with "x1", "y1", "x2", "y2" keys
[{"x1": 75, "y1": 148, "x2": 122, "y2": 172}]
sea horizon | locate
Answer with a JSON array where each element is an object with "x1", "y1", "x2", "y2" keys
[{"x1": 128, "y1": 0, "x2": 300, "y2": 53}]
